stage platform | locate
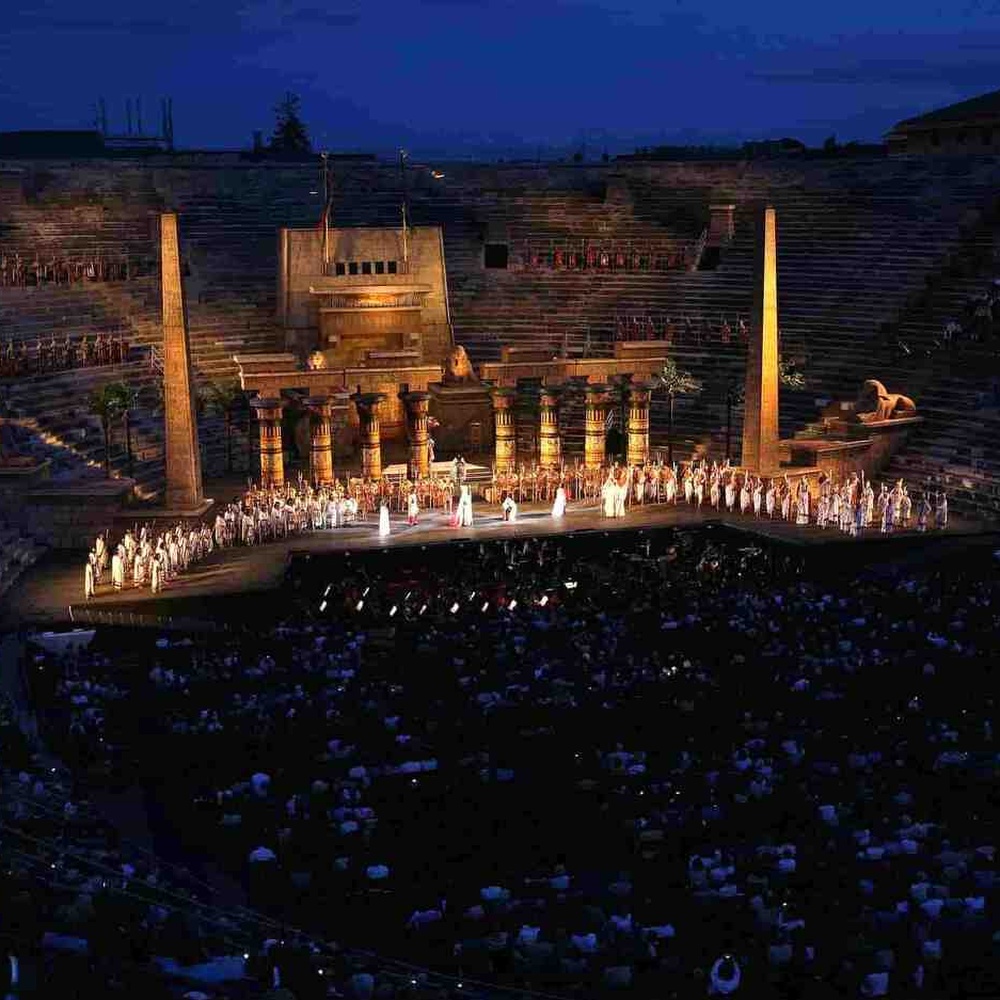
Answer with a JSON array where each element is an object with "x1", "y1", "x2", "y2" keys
[{"x1": 3, "y1": 499, "x2": 998, "y2": 629}]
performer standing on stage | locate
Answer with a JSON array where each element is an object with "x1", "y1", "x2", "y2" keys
[
  {"x1": 378, "y1": 501, "x2": 391, "y2": 537},
  {"x1": 552, "y1": 484, "x2": 567, "y2": 519},
  {"x1": 502, "y1": 493, "x2": 518, "y2": 522},
  {"x1": 407, "y1": 491, "x2": 419, "y2": 526}
]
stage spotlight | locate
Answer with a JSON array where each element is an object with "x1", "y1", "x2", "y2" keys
[
  {"x1": 481, "y1": 601, "x2": 489, "y2": 612},
  {"x1": 324, "y1": 584, "x2": 331, "y2": 597},
  {"x1": 508, "y1": 599, "x2": 517, "y2": 610},
  {"x1": 389, "y1": 606, "x2": 397, "y2": 617},
  {"x1": 539, "y1": 595, "x2": 549, "y2": 606},
  {"x1": 450, "y1": 602, "x2": 459, "y2": 614},
  {"x1": 405, "y1": 591, "x2": 411, "y2": 601},
  {"x1": 356, "y1": 600, "x2": 364, "y2": 611},
  {"x1": 468, "y1": 591, "x2": 475, "y2": 600},
  {"x1": 363, "y1": 587, "x2": 370, "y2": 597},
  {"x1": 319, "y1": 600, "x2": 327, "y2": 612},
  {"x1": 419, "y1": 604, "x2": 427, "y2": 615},
  {"x1": 564, "y1": 580, "x2": 577, "y2": 590}
]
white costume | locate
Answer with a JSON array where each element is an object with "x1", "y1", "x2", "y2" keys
[
  {"x1": 378, "y1": 503, "x2": 390, "y2": 537},
  {"x1": 551, "y1": 486, "x2": 567, "y2": 519},
  {"x1": 84, "y1": 560, "x2": 95, "y2": 599},
  {"x1": 502, "y1": 496, "x2": 518, "y2": 522},
  {"x1": 457, "y1": 485, "x2": 474, "y2": 527}
]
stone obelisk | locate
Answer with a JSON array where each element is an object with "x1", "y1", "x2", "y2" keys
[
  {"x1": 160, "y1": 213, "x2": 206, "y2": 511},
  {"x1": 741, "y1": 206, "x2": 780, "y2": 475}
]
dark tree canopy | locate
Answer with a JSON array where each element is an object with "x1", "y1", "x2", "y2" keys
[{"x1": 270, "y1": 92, "x2": 311, "y2": 154}]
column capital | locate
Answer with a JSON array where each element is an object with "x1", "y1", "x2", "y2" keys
[{"x1": 250, "y1": 396, "x2": 286, "y2": 415}]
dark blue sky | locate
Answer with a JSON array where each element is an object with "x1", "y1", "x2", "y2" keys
[{"x1": 2, "y1": 0, "x2": 998, "y2": 157}]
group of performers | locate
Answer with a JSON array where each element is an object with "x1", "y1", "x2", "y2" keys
[
  {"x1": 82, "y1": 459, "x2": 950, "y2": 599},
  {"x1": 84, "y1": 522, "x2": 215, "y2": 599},
  {"x1": 0, "y1": 251, "x2": 139, "y2": 288},
  {"x1": 2, "y1": 332, "x2": 130, "y2": 377}
]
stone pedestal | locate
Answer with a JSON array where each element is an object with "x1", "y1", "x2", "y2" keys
[
  {"x1": 742, "y1": 206, "x2": 780, "y2": 476},
  {"x1": 400, "y1": 390, "x2": 431, "y2": 479},
  {"x1": 491, "y1": 387, "x2": 518, "y2": 472},
  {"x1": 306, "y1": 396, "x2": 335, "y2": 486},
  {"x1": 353, "y1": 392, "x2": 386, "y2": 480},
  {"x1": 538, "y1": 386, "x2": 563, "y2": 470},
  {"x1": 584, "y1": 383, "x2": 610, "y2": 470},
  {"x1": 252, "y1": 398, "x2": 287, "y2": 488},
  {"x1": 626, "y1": 382, "x2": 653, "y2": 467}
]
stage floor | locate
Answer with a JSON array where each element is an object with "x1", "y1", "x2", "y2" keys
[{"x1": 4, "y1": 500, "x2": 997, "y2": 627}]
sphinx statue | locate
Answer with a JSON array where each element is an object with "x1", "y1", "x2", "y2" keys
[
  {"x1": 854, "y1": 379, "x2": 917, "y2": 423},
  {"x1": 442, "y1": 344, "x2": 479, "y2": 386}
]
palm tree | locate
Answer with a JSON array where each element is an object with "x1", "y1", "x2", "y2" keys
[
  {"x1": 203, "y1": 378, "x2": 246, "y2": 474},
  {"x1": 655, "y1": 358, "x2": 703, "y2": 465},
  {"x1": 89, "y1": 383, "x2": 128, "y2": 477},
  {"x1": 107, "y1": 381, "x2": 140, "y2": 476}
]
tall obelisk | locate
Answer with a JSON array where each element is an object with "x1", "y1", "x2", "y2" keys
[
  {"x1": 741, "y1": 205, "x2": 780, "y2": 475},
  {"x1": 160, "y1": 212, "x2": 206, "y2": 511}
]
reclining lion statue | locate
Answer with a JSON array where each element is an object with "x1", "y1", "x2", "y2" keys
[
  {"x1": 854, "y1": 379, "x2": 917, "y2": 423},
  {"x1": 443, "y1": 344, "x2": 479, "y2": 385}
]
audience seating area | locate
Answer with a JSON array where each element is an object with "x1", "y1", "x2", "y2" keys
[{"x1": 13, "y1": 528, "x2": 1000, "y2": 998}]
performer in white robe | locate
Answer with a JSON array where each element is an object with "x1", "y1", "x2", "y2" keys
[
  {"x1": 378, "y1": 503, "x2": 391, "y2": 537},
  {"x1": 602, "y1": 474, "x2": 617, "y2": 518},
  {"x1": 725, "y1": 476, "x2": 736, "y2": 514},
  {"x1": 765, "y1": 480, "x2": 776, "y2": 519},
  {"x1": 111, "y1": 551, "x2": 125, "y2": 591},
  {"x1": 795, "y1": 480, "x2": 810, "y2": 526},
  {"x1": 551, "y1": 485, "x2": 567, "y2": 519},
  {"x1": 407, "y1": 492, "x2": 419, "y2": 525},
  {"x1": 752, "y1": 479, "x2": 763, "y2": 517},
  {"x1": 740, "y1": 478, "x2": 752, "y2": 515},
  {"x1": 502, "y1": 495, "x2": 518, "y2": 522},
  {"x1": 458, "y1": 485, "x2": 474, "y2": 527},
  {"x1": 150, "y1": 557, "x2": 162, "y2": 594},
  {"x1": 84, "y1": 559, "x2": 95, "y2": 600}
]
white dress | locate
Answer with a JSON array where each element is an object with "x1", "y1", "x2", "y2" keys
[
  {"x1": 602, "y1": 479, "x2": 616, "y2": 517},
  {"x1": 378, "y1": 504, "x2": 390, "y2": 536},
  {"x1": 551, "y1": 487, "x2": 567, "y2": 518},
  {"x1": 458, "y1": 487, "x2": 474, "y2": 527}
]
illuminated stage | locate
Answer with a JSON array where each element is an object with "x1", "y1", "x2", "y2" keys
[{"x1": 3, "y1": 497, "x2": 996, "y2": 631}]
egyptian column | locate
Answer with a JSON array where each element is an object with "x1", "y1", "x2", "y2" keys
[
  {"x1": 353, "y1": 392, "x2": 386, "y2": 480},
  {"x1": 160, "y1": 213, "x2": 205, "y2": 509},
  {"x1": 400, "y1": 390, "x2": 431, "y2": 480},
  {"x1": 306, "y1": 396, "x2": 335, "y2": 486},
  {"x1": 741, "y1": 206, "x2": 780, "y2": 475},
  {"x1": 538, "y1": 386, "x2": 563, "y2": 470},
  {"x1": 490, "y1": 387, "x2": 518, "y2": 472},
  {"x1": 251, "y1": 398, "x2": 286, "y2": 488},
  {"x1": 584, "y1": 383, "x2": 610, "y2": 469},
  {"x1": 626, "y1": 382, "x2": 653, "y2": 467}
]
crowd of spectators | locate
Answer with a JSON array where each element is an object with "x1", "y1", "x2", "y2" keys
[{"x1": 23, "y1": 527, "x2": 1000, "y2": 998}]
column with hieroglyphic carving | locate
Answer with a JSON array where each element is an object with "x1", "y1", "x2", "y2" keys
[
  {"x1": 400, "y1": 390, "x2": 431, "y2": 480},
  {"x1": 584, "y1": 383, "x2": 610, "y2": 470},
  {"x1": 742, "y1": 205, "x2": 780, "y2": 475},
  {"x1": 490, "y1": 387, "x2": 518, "y2": 472},
  {"x1": 160, "y1": 212, "x2": 205, "y2": 509},
  {"x1": 251, "y1": 398, "x2": 286, "y2": 488},
  {"x1": 626, "y1": 382, "x2": 653, "y2": 467},
  {"x1": 538, "y1": 386, "x2": 563, "y2": 470},
  {"x1": 306, "y1": 395, "x2": 335, "y2": 486},
  {"x1": 353, "y1": 392, "x2": 386, "y2": 480}
]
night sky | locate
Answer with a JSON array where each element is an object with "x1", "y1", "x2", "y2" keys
[{"x1": 2, "y1": 0, "x2": 999, "y2": 157}]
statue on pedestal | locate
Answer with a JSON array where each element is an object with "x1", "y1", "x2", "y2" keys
[
  {"x1": 853, "y1": 379, "x2": 917, "y2": 423},
  {"x1": 442, "y1": 345, "x2": 479, "y2": 385}
]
